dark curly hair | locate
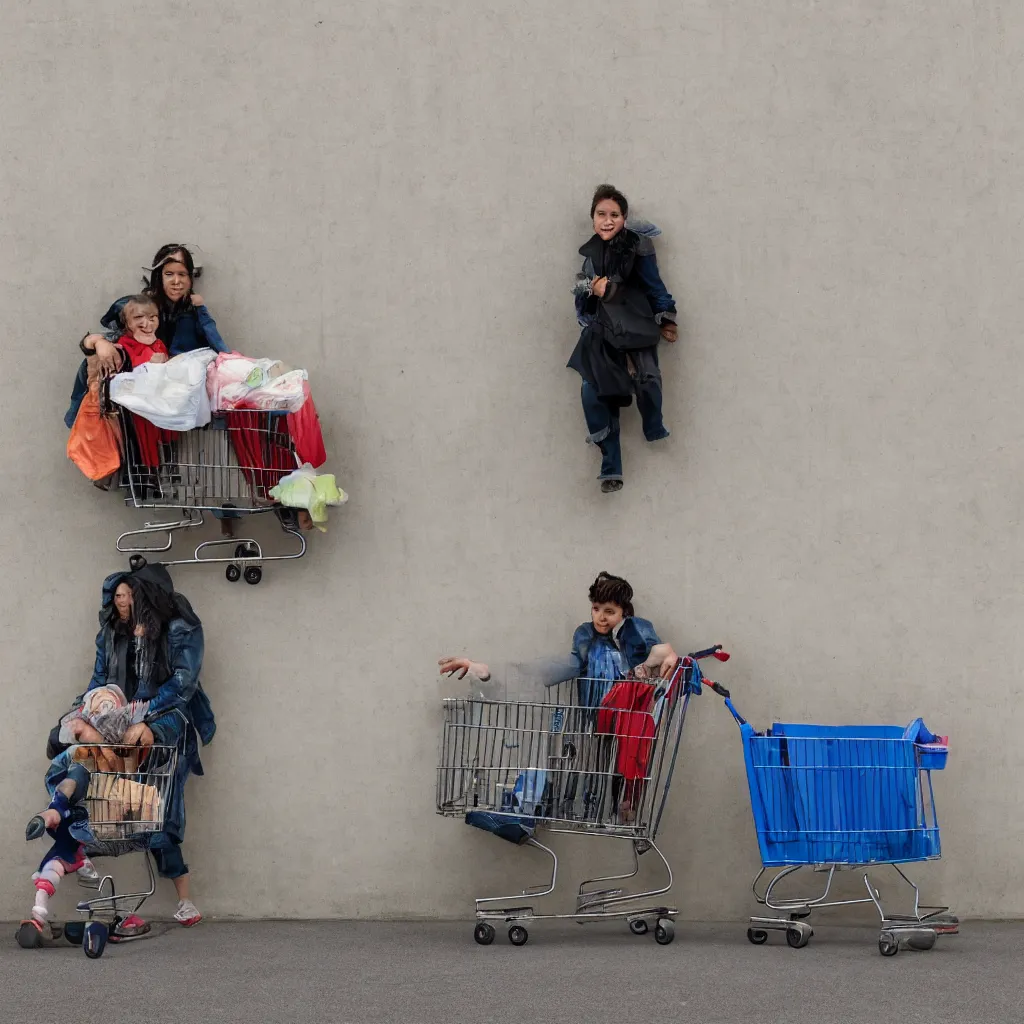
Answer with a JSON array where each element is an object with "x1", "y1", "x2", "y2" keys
[{"x1": 588, "y1": 571, "x2": 634, "y2": 618}]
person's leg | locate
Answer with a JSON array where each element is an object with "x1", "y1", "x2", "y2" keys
[
  {"x1": 151, "y1": 835, "x2": 202, "y2": 927},
  {"x1": 581, "y1": 383, "x2": 623, "y2": 489},
  {"x1": 631, "y1": 348, "x2": 669, "y2": 442}
]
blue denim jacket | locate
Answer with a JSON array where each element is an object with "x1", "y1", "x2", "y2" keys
[
  {"x1": 64, "y1": 298, "x2": 230, "y2": 427},
  {"x1": 570, "y1": 616, "x2": 662, "y2": 676}
]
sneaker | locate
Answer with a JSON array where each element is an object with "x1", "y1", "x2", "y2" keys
[
  {"x1": 174, "y1": 899, "x2": 202, "y2": 927},
  {"x1": 111, "y1": 914, "x2": 151, "y2": 942},
  {"x1": 78, "y1": 859, "x2": 101, "y2": 889}
]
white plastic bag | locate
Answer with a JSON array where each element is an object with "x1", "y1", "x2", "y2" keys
[{"x1": 109, "y1": 349, "x2": 217, "y2": 431}]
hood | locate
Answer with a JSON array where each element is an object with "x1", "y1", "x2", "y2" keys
[{"x1": 98, "y1": 563, "x2": 198, "y2": 627}]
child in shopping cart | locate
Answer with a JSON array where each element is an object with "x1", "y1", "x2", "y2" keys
[{"x1": 439, "y1": 572, "x2": 678, "y2": 821}]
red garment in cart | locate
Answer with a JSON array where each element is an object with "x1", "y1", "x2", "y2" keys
[
  {"x1": 286, "y1": 383, "x2": 327, "y2": 468},
  {"x1": 116, "y1": 334, "x2": 175, "y2": 469},
  {"x1": 226, "y1": 411, "x2": 297, "y2": 497},
  {"x1": 596, "y1": 679, "x2": 658, "y2": 781}
]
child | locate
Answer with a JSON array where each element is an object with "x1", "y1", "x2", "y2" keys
[
  {"x1": 567, "y1": 185, "x2": 678, "y2": 493},
  {"x1": 112, "y1": 294, "x2": 172, "y2": 472}
]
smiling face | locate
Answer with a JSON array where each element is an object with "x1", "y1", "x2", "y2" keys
[
  {"x1": 593, "y1": 199, "x2": 625, "y2": 241},
  {"x1": 123, "y1": 302, "x2": 160, "y2": 345},
  {"x1": 591, "y1": 600, "x2": 625, "y2": 636},
  {"x1": 160, "y1": 257, "x2": 192, "y2": 303}
]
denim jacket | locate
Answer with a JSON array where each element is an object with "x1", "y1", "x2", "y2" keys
[
  {"x1": 64, "y1": 298, "x2": 230, "y2": 427},
  {"x1": 570, "y1": 616, "x2": 662, "y2": 676}
]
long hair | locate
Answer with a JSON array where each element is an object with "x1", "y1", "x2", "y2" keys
[
  {"x1": 144, "y1": 244, "x2": 196, "y2": 315},
  {"x1": 105, "y1": 572, "x2": 176, "y2": 685}
]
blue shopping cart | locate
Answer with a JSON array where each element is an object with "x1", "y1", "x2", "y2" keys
[{"x1": 708, "y1": 685, "x2": 959, "y2": 957}]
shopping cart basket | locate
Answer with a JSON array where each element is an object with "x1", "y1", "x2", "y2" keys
[
  {"x1": 111, "y1": 404, "x2": 306, "y2": 583},
  {"x1": 36, "y1": 745, "x2": 177, "y2": 959},
  {"x1": 437, "y1": 645, "x2": 732, "y2": 947},
  {"x1": 713, "y1": 690, "x2": 958, "y2": 956}
]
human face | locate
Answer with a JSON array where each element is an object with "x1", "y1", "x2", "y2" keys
[
  {"x1": 124, "y1": 305, "x2": 159, "y2": 344},
  {"x1": 161, "y1": 258, "x2": 192, "y2": 303},
  {"x1": 593, "y1": 199, "x2": 625, "y2": 241},
  {"x1": 114, "y1": 583, "x2": 133, "y2": 622},
  {"x1": 591, "y1": 601, "x2": 625, "y2": 635}
]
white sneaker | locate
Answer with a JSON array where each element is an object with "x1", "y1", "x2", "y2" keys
[
  {"x1": 77, "y1": 859, "x2": 100, "y2": 888},
  {"x1": 174, "y1": 899, "x2": 202, "y2": 927}
]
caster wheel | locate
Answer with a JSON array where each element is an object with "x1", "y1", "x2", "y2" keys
[
  {"x1": 508, "y1": 925, "x2": 529, "y2": 947},
  {"x1": 236, "y1": 543, "x2": 259, "y2": 559},
  {"x1": 83, "y1": 921, "x2": 108, "y2": 959},
  {"x1": 654, "y1": 919, "x2": 675, "y2": 945},
  {"x1": 879, "y1": 932, "x2": 900, "y2": 957},
  {"x1": 907, "y1": 929, "x2": 937, "y2": 952},
  {"x1": 15, "y1": 921, "x2": 42, "y2": 949},
  {"x1": 629, "y1": 919, "x2": 649, "y2": 936},
  {"x1": 786, "y1": 926, "x2": 811, "y2": 949},
  {"x1": 747, "y1": 928, "x2": 769, "y2": 945},
  {"x1": 243, "y1": 565, "x2": 263, "y2": 585},
  {"x1": 63, "y1": 921, "x2": 85, "y2": 945},
  {"x1": 473, "y1": 923, "x2": 495, "y2": 946},
  {"x1": 225, "y1": 564, "x2": 241, "y2": 582},
  {"x1": 128, "y1": 555, "x2": 147, "y2": 571}
]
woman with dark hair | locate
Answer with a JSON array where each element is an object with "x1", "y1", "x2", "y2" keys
[
  {"x1": 65, "y1": 244, "x2": 230, "y2": 427},
  {"x1": 23, "y1": 564, "x2": 216, "y2": 945}
]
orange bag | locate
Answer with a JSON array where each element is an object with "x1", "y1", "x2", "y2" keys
[{"x1": 67, "y1": 383, "x2": 122, "y2": 481}]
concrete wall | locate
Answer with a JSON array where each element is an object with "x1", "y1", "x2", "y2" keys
[{"x1": 1, "y1": 0, "x2": 1021, "y2": 921}]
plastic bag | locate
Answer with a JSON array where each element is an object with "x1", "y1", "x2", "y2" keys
[
  {"x1": 109, "y1": 349, "x2": 216, "y2": 431},
  {"x1": 67, "y1": 384, "x2": 122, "y2": 481},
  {"x1": 268, "y1": 463, "x2": 348, "y2": 531},
  {"x1": 207, "y1": 352, "x2": 308, "y2": 412}
]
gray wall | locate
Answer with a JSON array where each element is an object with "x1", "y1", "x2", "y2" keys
[{"x1": 1, "y1": 0, "x2": 1020, "y2": 921}]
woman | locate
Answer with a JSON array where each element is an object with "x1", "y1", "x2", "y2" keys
[
  {"x1": 38, "y1": 564, "x2": 215, "y2": 938},
  {"x1": 65, "y1": 244, "x2": 230, "y2": 428}
]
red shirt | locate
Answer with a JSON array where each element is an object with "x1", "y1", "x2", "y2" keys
[{"x1": 117, "y1": 333, "x2": 169, "y2": 369}]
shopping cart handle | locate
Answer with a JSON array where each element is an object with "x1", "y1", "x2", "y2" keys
[
  {"x1": 689, "y1": 644, "x2": 729, "y2": 661},
  {"x1": 705, "y1": 680, "x2": 732, "y2": 699}
]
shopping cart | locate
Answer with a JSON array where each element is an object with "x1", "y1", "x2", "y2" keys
[
  {"x1": 110, "y1": 403, "x2": 306, "y2": 584},
  {"x1": 712, "y1": 689, "x2": 958, "y2": 956},
  {"x1": 436, "y1": 645, "x2": 731, "y2": 947},
  {"x1": 49, "y1": 745, "x2": 177, "y2": 959}
]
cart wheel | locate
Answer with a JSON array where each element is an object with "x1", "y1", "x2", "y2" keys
[
  {"x1": 878, "y1": 932, "x2": 900, "y2": 957},
  {"x1": 508, "y1": 925, "x2": 529, "y2": 947},
  {"x1": 15, "y1": 921, "x2": 42, "y2": 949},
  {"x1": 629, "y1": 919, "x2": 649, "y2": 936},
  {"x1": 654, "y1": 919, "x2": 675, "y2": 945},
  {"x1": 473, "y1": 923, "x2": 495, "y2": 946},
  {"x1": 128, "y1": 555, "x2": 147, "y2": 571},
  {"x1": 907, "y1": 929, "x2": 937, "y2": 952},
  {"x1": 747, "y1": 928, "x2": 769, "y2": 945},
  {"x1": 786, "y1": 926, "x2": 810, "y2": 949},
  {"x1": 225, "y1": 564, "x2": 241, "y2": 582},
  {"x1": 83, "y1": 921, "x2": 108, "y2": 959},
  {"x1": 243, "y1": 565, "x2": 263, "y2": 586},
  {"x1": 63, "y1": 921, "x2": 85, "y2": 945}
]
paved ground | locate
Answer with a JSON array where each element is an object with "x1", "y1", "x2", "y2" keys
[{"x1": 2, "y1": 919, "x2": 1020, "y2": 1023}]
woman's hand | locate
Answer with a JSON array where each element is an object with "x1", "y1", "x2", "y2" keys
[
  {"x1": 69, "y1": 719, "x2": 105, "y2": 744},
  {"x1": 85, "y1": 336, "x2": 123, "y2": 376},
  {"x1": 438, "y1": 656, "x2": 490, "y2": 681},
  {"x1": 644, "y1": 644, "x2": 679, "y2": 679},
  {"x1": 591, "y1": 277, "x2": 609, "y2": 299},
  {"x1": 190, "y1": 292, "x2": 205, "y2": 307},
  {"x1": 660, "y1": 322, "x2": 678, "y2": 343},
  {"x1": 122, "y1": 723, "x2": 155, "y2": 748}
]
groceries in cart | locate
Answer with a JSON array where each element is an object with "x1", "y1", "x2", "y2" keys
[
  {"x1": 705, "y1": 684, "x2": 959, "y2": 956},
  {"x1": 206, "y1": 351, "x2": 309, "y2": 412}
]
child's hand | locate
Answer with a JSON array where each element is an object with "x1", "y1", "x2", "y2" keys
[
  {"x1": 591, "y1": 277, "x2": 609, "y2": 298},
  {"x1": 438, "y1": 656, "x2": 490, "y2": 681},
  {"x1": 150, "y1": 353, "x2": 168, "y2": 364},
  {"x1": 660, "y1": 322, "x2": 678, "y2": 343},
  {"x1": 190, "y1": 292, "x2": 205, "y2": 307}
]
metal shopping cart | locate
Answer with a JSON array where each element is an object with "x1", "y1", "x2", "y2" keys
[
  {"x1": 43, "y1": 745, "x2": 178, "y2": 959},
  {"x1": 436, "y1": 646, "x2": 732, "y2": 947},
  {"x1": 713, "y1": 690, "x2": 958, "y2": 956},
  {"x1": 111, "y1": 403, "x2": 306, "y2": 583}
]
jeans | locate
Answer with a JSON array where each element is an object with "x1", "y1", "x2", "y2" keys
[
  {"x1": 149, "y1": 833, "x2": 188, "y2": 879},
  {"x1": 580, "y1": 348, "x2": 668, "y2": 480}
]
